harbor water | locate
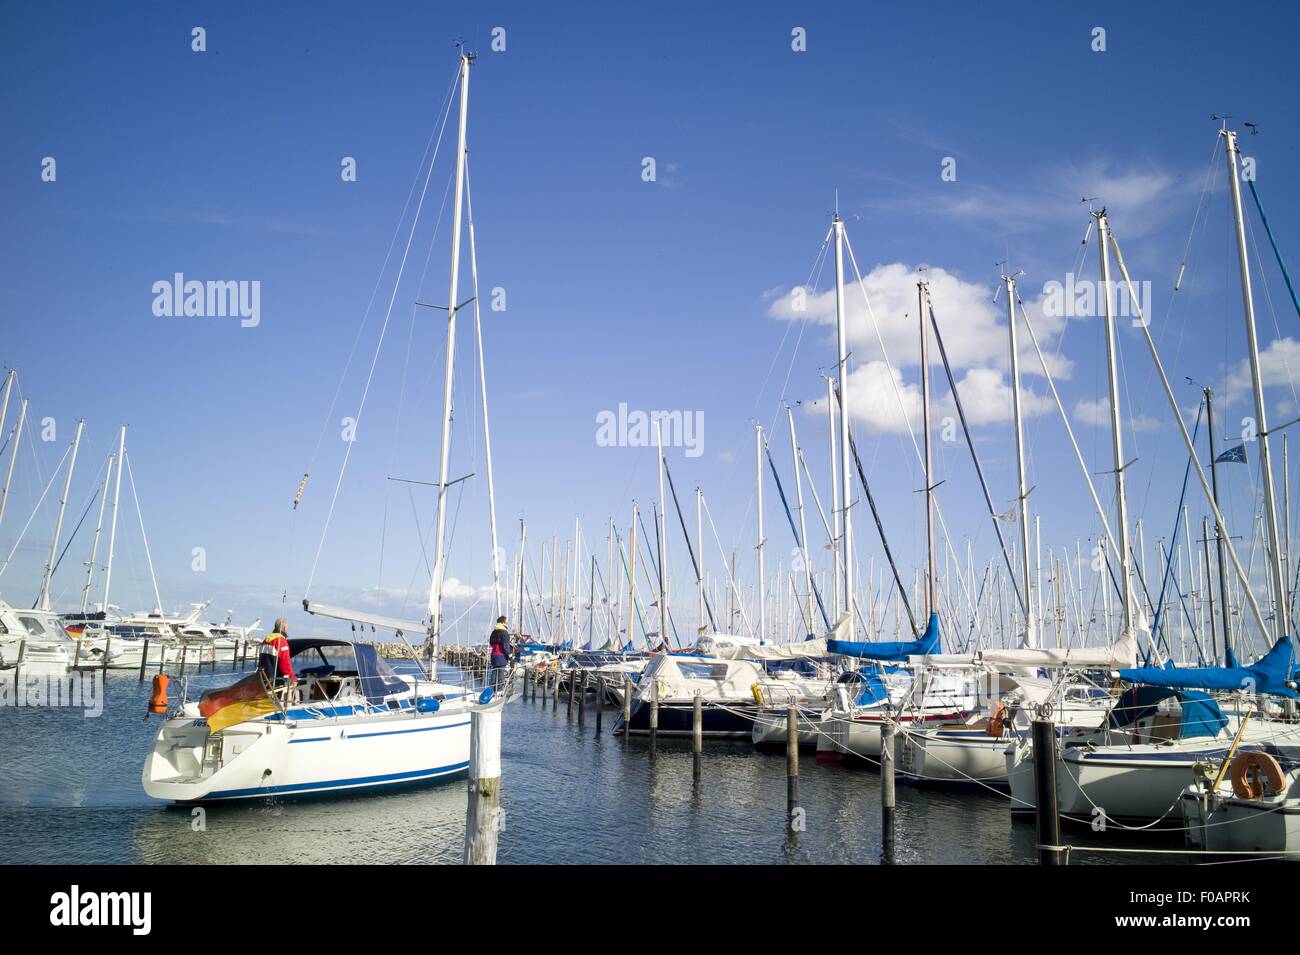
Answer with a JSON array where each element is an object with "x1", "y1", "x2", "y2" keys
[{"x1": 0, "y1": 664, "x2": 1180, "y2": 865}]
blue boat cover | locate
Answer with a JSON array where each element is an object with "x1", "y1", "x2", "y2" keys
[
  {"x1": 1117, "y1": 635, "x2": 1297, "y2": 698},
  {"x1": 1105, "y1": 686, "x2": 1227, "y2": 739},
  {"x1": 827, "y1": 612, "x2": 942, "y2": 661}
]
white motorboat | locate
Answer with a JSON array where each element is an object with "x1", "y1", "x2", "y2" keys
[
  {"x1": 143, "y1": 637, "x2": 479, "y2": 802},
  {"x1": 0, "y1": 601, "x2": 73, "y2": 672}
]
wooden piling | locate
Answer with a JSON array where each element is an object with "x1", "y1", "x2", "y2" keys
[
  {"x1": 179, "y1": 644, "x2": 188, "y2": 679},
  {"x1": 566, "y1": 671, "x2": 575, "y2": 719},
  {"x1": 595, "y1": 677, "x2": 604, "y2": 734},
  {"x1": 692, "y1": 691, "x2": 703, "y2": 783},
  {"x1": 786, "y1": 704, "x2": 800, "y2": 826},
  {"x1": 881, "y1": 721, "x2": 896, "y2": 862},
  {"x1": 12, "y1": 638, "x2": 25, "y2": 692},
  {"x1": 138, "y1": 639, "x2": 150, "y2": 682},
  {"x1": 578, "y1": 672, "x2": 587, "y2": 725},
  {"x1": 463, "y1": 704, "x2": 503, "y2": 866},
  {"x1": 101, "y1": 632, "x2": 112, "y2": 675},
  {"x1": 623, "y1": 674, "x2": 632, "y2": 728},
  {"x1": 649, "y1": 677, "x2": 659, "y2": 752},
  {"x1": 1031, "y1": 717, "x2": 1061, "y2": 866}
]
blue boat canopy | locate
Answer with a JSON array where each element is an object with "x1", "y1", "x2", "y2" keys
[
  {"x1": 1116, "y1": 635, "x2": 1297, "y2": 699},
  {"x1": 828, "y1": 612, "x2": 941, "y2": 661},
  {"x1": 1106, "y1": 685, "x2": 1227, "y2": 739}
]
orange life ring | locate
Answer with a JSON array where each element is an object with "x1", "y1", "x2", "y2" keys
[
  {"x1": 148, "y1": 674, "x2": 169, "y2": 715},
  {"x1": 1230, "y1": 751, "x2": 1286, "y2": 800},
  {"x1": 987, "y1": 703, "x2": 1008, "y2": 739}
]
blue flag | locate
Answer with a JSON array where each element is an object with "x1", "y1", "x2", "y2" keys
[{"x1": 1215, "y1": 444, "x2": 1247, "y2": 465}]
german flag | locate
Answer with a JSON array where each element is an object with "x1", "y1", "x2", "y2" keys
[{"x1": 199, "y1": 672, "x2": 278, "y2": 733}]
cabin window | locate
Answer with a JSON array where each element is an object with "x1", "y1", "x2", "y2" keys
[
  {"x1": 677, "y1": 662, "x2": 729, "y2": 681},
  {"x1": 17, "y1": 616, "x2": 49, "y2": 637}
]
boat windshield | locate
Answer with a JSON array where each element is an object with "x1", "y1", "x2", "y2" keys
[{"x1": 291, "y1": 643, "x2": 358, "y2": 677}]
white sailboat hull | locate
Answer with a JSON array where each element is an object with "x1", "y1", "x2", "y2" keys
[{"x1": 143, "y1": 702, "x2": 472, "y2": 802}]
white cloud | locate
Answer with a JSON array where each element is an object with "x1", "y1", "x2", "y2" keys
[
  {"x1": 1226, "y1": 336, "x2": 1300, "y2": 404},
  {"x1": 776, "y1": 261, "x2": 1065, "y2": 434},
  {"x1": 1073, "y1": 397, "x2": 1162, "y2": 432},
  {"x1": 768, "y1": 261, "x2": 1072, "y2": 380}
]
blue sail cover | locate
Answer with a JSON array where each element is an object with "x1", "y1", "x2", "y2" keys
[
  {"x1": 1116, "y1": 635, "x2": 1298, "y2": 699},
  {"x1": 827, "y1": 612, "x2": 941, "y2": 661},
  {"x1": 1106, "y1": 686, "x2": 1227, "y2": 739}
]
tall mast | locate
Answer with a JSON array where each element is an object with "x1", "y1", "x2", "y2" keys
[
  {"x1": 82, "y1": 452, "x2": 114, "y2": 613},
  {"x1": 515, "y1": 519, "x2": 526, "y2": 631},
  {"x1": 0, "y1": 397, "x2": 28, "y2": 534},
  {"x1": 918, "y1": 282, "x2": 937, "y2": 619},
  {"x1": 427, "y1": 50, "x2": 474, "y2": 662},
  {"x1": 787, "y1": 405, "x2": 814, "y2": 631},
  {"x1": 832, "y1": 215, "x2": 854, "y2": 621},
  {"x1": 695, "y1": 488, "x2": 705, "y2": 632},
  {"x1": 1096, "y1": 211, "x2": 1136, "y2": 637},
  {"x1": 655, "y1": 420, "x2": 669, "y2": 646},
  {"x1": 466, "y1": 180, "x2": 500, "y2": 617},
  {"x1": 826, "y1": 375, "x2": 841, "y2": 617},
  {"x1": 626, "y1": 501, "x2": 639, "y2": 648},
  {"x1": 1003, "y1": 274, "x2": 1037, "y2": 647},
  {"x1": 755, "y1": 424, "x2": 766, "y2": 642},
  {"x1": 1224, "y1": 128, "x2": 1288, "y2": 639},
  {"x1": 101, "y1": 425, "x2": 127, "y2": 612},
  {"x1": 37, "y1": 418, "x2": 84, "y2": 611}
]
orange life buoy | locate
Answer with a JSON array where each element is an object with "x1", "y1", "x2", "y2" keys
[
  {"x1": 1230, "y1": 751, "x2": 1286, "y2": 800},
  {"x1": 148, "y1": 674, "x2": 169, "y2": 715},
  {"x1": 987, "y1": 703, "x2": 1008, "y2": 739}
]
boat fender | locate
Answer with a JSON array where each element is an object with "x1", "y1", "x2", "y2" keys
[
  {"x1": 751, "y1": 683, "x2": 764, "y2": 705},
  {"x1": 416, "y1": 697, "x2": 441, "y2": 714},
  {"x1": 987, "y1": 703, "x2": 1008, "y2": 739},
  {"x1": 147, "y1": 674, "x2": 169, "y2": 716},
  {"x1": 1230, "y1": 751, "x2": 1286, "y2": 800},
  {"x1": 479, "y1": 687, "x2": 495, "y2": 704}
]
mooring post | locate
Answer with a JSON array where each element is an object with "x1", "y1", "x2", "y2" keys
[
  {"x1": 231, "y1": 640, "x2": 240, "y2": 672},
  {"x1": 786, "y1": 704, "x2": 800, "y2": 827},
  {"x1": 551, "y1": 669, "x2": 559, "y2": 711},
  {"x1": 578, "y1": 671, "x2": 587, "y2": 725},
  {"x1": 623, "y1": 674, "x2": 633, "y2": 728},
  {"x1": 138, "y1": 638, "x2": 150, "y2": 682},
  {"x1": 72, "y1": 633, "x2": 83, "y2": 670},
  {"x1": 101, "y1": 632, "x2": 112, "y2": 675},
  {"x1": 566, "y1": 670, "x2": 576, "y2": 719},
  {"x1": 595, "y1": 677, "x2": 604, "y2": 734},
  {"x1": 158, "y1": 639, "x2": 166, "y2": 675},
  {"x1": 13, "y1": 638, "x2": 25, "y2": 692},
  {"x1": 1031, "y1": 716, "x2": 1061, "y2": 865},
  {"x1": 693, "y1": 691, "x2": 703, "y2": 783},
  {"x1": 178, "y1": 644, "x2": 187, "y2": 679},
  {"x1": 464, "y1": 703, "x2": 503, "y2": 866},
  {"x1": 881, "y1": 721, "x2": 897, "y2": 862},
  {"x1": 649, "y1": 677, "x2": 659, "y2": 753}
]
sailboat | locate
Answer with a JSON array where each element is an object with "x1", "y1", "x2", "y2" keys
[{"x1": 143, "y1": 49, "x2": 502, "y2": 803}]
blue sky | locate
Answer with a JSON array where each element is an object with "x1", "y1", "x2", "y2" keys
[{"x1": 3, "y1": 1, "x2": 1299, "y2": 650}]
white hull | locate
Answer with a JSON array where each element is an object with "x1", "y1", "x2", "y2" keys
[
  {"x1": 143, "y1": 697, "x2": 472, "y2": 802},
  {"x1": 899, "y1": 726, "x2": 1012, "y2": 785},
  {"x1": 1182, "y1": 786, "x2": 1300, "y2": 856}
]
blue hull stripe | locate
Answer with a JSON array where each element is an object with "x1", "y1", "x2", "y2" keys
[
  {"x1": 347, "y1": 720, "x2": 471, "y2": 739},
  {"x1": 202, "y1": 761, "x2": 470, "y2": 800},
  {"x1": 288, "y1": 737, "x2": 331, "y2": 744}
]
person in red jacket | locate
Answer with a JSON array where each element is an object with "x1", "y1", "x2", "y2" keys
[{"x1": 258, "y1": 618, "x2": 296, "y2": 691}]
